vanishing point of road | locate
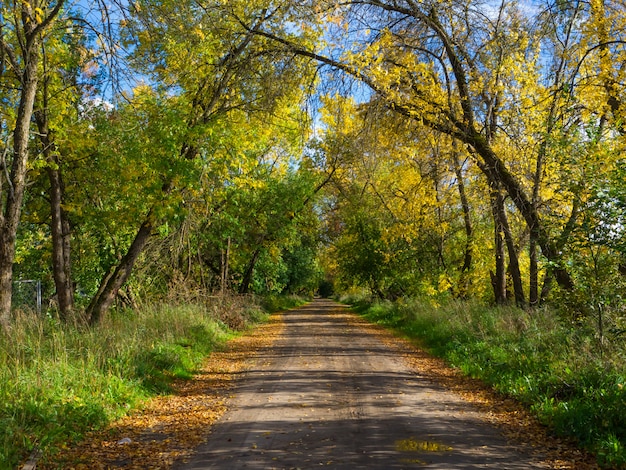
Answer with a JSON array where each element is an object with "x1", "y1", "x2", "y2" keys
[{"x1": 175, "y1": 299, "x2": 551, "y2": 469}]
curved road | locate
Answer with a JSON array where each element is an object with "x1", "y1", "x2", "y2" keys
[{"x1": 175, "y1": 299, "x2": 546, "y2": 469}]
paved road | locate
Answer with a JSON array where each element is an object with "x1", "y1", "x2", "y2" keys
[{"x1": 175, "y1": 299, "x2": 546, "y2": 469}]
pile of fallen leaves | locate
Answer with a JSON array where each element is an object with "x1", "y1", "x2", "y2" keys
[
  {"x1": 38, "y1": 316, "x2": 284, "y2": 470},
  {"x1": 344, "y1": 314, "x2": 601, "y2": 470}
]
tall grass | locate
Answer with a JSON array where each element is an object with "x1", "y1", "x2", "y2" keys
[
  {"x1": 0, "y1": 295, "x2": 270, "y2": 469},
  {"x1": 348, "y1": 296, "x2": 626, "y2": 468}
]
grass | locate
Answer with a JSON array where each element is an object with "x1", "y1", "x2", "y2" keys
[
  {"x1": 0, "y1": 294, "x2": 287, "y2": 469},
  {"x1": 345, "y1": 295, "x2": 626, "y2": 468},
  {"x1": 260, "y1": 293, "x2": 310, "y2": 313}
]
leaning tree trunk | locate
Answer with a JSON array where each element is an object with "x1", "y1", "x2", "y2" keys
[{"x1": 87, "y1": 218, "x2": 153, "y2": 325}]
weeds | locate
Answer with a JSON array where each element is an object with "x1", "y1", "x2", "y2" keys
[
  {"x1": 0, "y1": 294, "x2": 276, "y2": 469},
  {"x1": 350, "y1": 297, "x2": 626, "y2": 468}
]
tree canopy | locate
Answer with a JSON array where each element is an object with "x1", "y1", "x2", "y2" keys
[{"x1": 0, "y1": 0, "x2": 626, "y2": 333}]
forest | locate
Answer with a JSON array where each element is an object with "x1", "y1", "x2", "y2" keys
[{"x1": 2, "y1": 0, "x2": 626, "y2": 467}]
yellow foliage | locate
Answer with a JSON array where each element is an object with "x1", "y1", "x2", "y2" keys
[{"x1": 437, "y1": 275, "x2": 452, "y2": 294}]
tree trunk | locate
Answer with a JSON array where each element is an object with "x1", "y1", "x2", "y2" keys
[
  {"x1": 239, "y1": 248, "x2": 261, "y2": 295},
  {"x1": 452, "y1": 150, "x2": 473, "y2": 296},
  {"x1": 0, "y1": 38, "x2": 40, "y2": 330},
  {"x1": 529, "y1": 237, "x2": 539, "y2": 306},
  {"x1": 540, "y1": 271, "x2": 553, "y2": 303},
  {"x1": 34, "y1": 109, "x2": 75, "y2": 320},
  {"x1": 87, "y1": 218, "x2": 153, "y2": 325},
  {"x1": 490, "y1": 189, "x2": 507, "y2": 304},
  {"x1": 497, "y1": 193, "x2": 525, "y2": 307},
  {"x1": 221, "y1": 236, "x2": 231, "y2": 296}
]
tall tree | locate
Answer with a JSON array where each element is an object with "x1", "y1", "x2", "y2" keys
[
  {"x1": 84, "y1": 0, "x2": 317, "y2": 323},
  {"x1": 0, "y1": 0, "x2": 65, "y2": 330},
  {"x1": 245, "y1": 0, "x2": 578, "y2": 292},
  {"x1": 31, "y1": 24, "x2": 90, "y2": 320}
]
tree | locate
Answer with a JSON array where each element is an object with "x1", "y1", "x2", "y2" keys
[
  {"x1": 81, "y1": 88, "x2": 193, "y2": 324},
  {"x1": 0, "y1": 0, "x2": 65, "y2": 330},
  {"x1": 244, "y1": 0, "x2": 579, "y2": 294},
  {"x1": 84, "y1": 0, "x2": 318, "y2": 323},
  {"x1": 31, "y1": 21, "x2": 92, "y2": 320},
  {"x1": 315, "y1": 95, "x2": 476, "y2": 300}
]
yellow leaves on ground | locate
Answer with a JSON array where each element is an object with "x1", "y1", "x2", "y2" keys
[{"x1": 395, "y1": 437, "x2": 453, "y2": 453}]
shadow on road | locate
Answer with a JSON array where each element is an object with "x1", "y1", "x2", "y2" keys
[{"x1": 175, "y1": 299, "x2": 547, "y2": 469}]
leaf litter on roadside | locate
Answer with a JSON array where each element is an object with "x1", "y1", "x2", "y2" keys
[{"x1": 39, "y1": 316, "x2": 284, "y2": 470}]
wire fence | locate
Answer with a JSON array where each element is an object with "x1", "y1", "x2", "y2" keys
[{"x1": 13, "y1": 280, "x2": 42, "y2": 314}]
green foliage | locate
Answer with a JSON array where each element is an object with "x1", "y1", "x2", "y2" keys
[
  {"x1": 317, "y1": 279, "x2": 335, "y2": 298},
  {"x1": 281, "y1": 241, "x2": 324, "y2": 295},
  {"x1": 353, "y1": 298, "x2": 626, "y2": 467},
  {"x1": 260, "y1": 294, "x2": 309, "y2": 313},
  {"x1": 182, "y1": 153, "x2": 324, "y2": 296},
  {"x1": 68, "y1": 91, "x2": 194, "y2": 290},
  {"x1": 0, "y1": 298, "x2": 268, "y2": 468},
  {"x1": 330, "y1": 196, "x2": 452, "y2": 301}
]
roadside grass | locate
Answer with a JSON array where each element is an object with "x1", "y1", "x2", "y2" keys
[
  {"x1": 261, "y1": 293, "x2": 310, "y2": 313},
  {"x1": 345, "y1": 296, "x2": 626, "y2": 468},
  {"x1": 0, "y1": 294, "x2": 297, "y2": 469}
]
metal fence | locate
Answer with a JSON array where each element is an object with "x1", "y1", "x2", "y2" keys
[{"x1": 13, "y1": 280, "x2": 42, "y2": 314}]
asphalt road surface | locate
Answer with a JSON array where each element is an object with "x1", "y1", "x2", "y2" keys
[{"x1": 175, "y1": 299, "x2": 547, "y2": 469}]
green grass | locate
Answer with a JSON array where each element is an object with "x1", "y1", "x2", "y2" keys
[
  {"x1": 348, "y1": 296, "x2": 626, "y2": 468},
  {"x1": 0, "y1": 295, "x2": 273, "y2": 469},
  {"x1": 260, "y1": 294, "x2": 310, "y2": 313}
]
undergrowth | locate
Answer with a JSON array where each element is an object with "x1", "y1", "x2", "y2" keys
[
  {"x1": 345, "y1": 295, "x2": 626, "y2": 468},
  {"x1": 261, "y1": 293, "x2": 310, "y2": 313},
  {"x1": 0, "y1": 294, "x2": 289, "y2": 469}
]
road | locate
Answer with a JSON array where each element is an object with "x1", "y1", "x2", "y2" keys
[{"x1": 175, "y1": 299, "x2": 547, "y2": 469}]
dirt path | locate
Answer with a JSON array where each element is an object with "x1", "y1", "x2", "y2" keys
[
  {"x1": 173, "y1": 299, "x2": 556, "y2": 469},
  {"x1": 45, "y1": 298, "x2": 596, "y2": 469}
]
